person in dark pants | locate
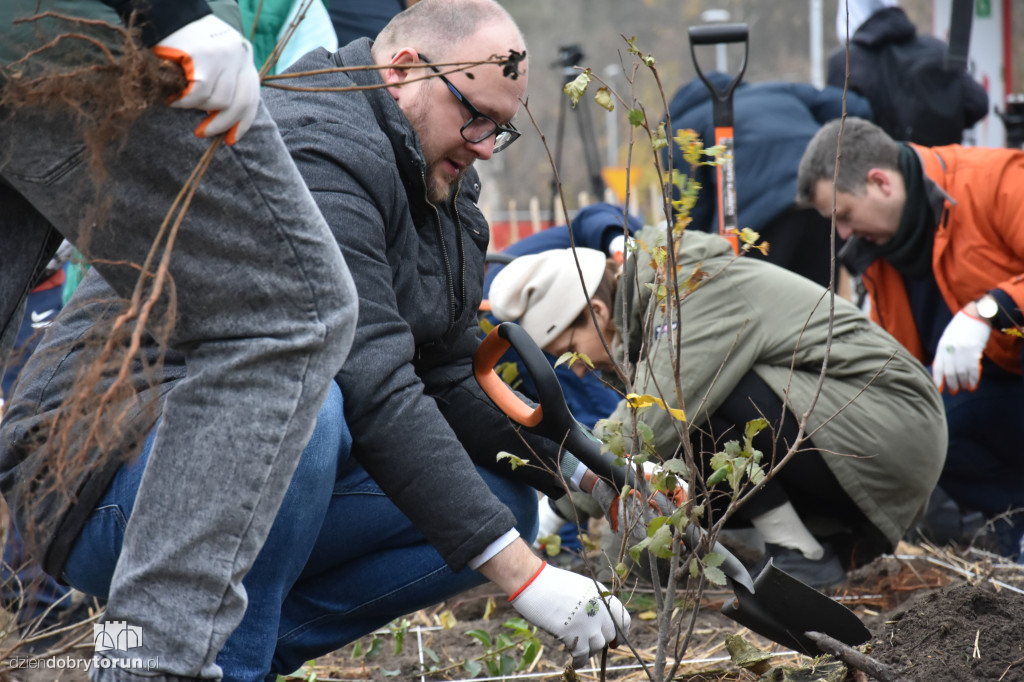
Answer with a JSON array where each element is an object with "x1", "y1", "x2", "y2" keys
[
  {"x1": 664, "y1": 72, "x2": 872, "y2": 289},
  {"x1": 489, "y1": 230, "x2": 947, "y2": 589},
  {"x1": 799, "y1": 116, "x2": 1024, "y2": 559}
]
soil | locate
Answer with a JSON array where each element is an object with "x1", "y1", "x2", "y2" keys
[
  {"x1": 4, "y1": 545, "x2": 1024, "y2": 682},
  {"x1": 867, "y1": 583, "x2": 1024, "y2": 681}
]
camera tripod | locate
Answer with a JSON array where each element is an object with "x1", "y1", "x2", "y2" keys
[{"x1": 549, "y1": 44, "x2": 605, "y2": 221}]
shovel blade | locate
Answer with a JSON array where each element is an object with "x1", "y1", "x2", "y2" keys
[{"x1": 721, "y1": 559, "x2": 870, "y2": 656}]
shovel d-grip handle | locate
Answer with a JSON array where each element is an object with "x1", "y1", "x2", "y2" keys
[
  {"x1": 475, "y1": 323, "x2": 632, "y2": 490},
  {"x1": 687, "y1": 22, "x2": 749, "y2": 46},
  {"x1": 474, "y1": 325, "x2": 544, "y2": 428},
  {"x1": 687, "y1": 23, "x2": 749, "y2": 128}
]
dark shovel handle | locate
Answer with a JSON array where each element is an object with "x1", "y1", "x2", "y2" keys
[{"x1": 687, "y1": 22, "x2": 749, "y2": 45}]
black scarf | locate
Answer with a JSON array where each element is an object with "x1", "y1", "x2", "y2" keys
[{"x1": 840, "y1": 144, "x2": 935, "y2": 277}]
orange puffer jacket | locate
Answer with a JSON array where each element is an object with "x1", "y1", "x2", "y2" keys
[{"x1": 862, "y1": 144, "x2": 1024, "y2": 374}]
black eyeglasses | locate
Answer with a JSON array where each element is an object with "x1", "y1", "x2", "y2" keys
[{"x1": 418, "y1": 56, "x2": 520, "y2": 153}]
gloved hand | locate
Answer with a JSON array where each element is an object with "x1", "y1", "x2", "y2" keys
[
  {"x1": 152, "y1": 14, "x2": 261, "y2": 145},
  {"x1": 509, "y1": 562, "x2": 630, "y2": 667},
  {"x1": 590, "y1": 463, "x2": 683, "y2": 543},
  {"x1": 932, "y1": 310, "x2": 991, "y2": 393}
]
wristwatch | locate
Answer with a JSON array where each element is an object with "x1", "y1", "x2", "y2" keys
[{"x1": 976, "y1": 294, "x2": 999, "y2": 322}]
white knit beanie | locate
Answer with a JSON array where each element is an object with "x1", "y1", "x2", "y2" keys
[{"x1": 488, "y1": 248, "x2": 608, "y2": 349}]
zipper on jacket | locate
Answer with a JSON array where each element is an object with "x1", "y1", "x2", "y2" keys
[
  {"x1": 452, "y1": 183, "x2": 467, "y2": 322},
  {"x1": 424, "y1": 173, "x2": 458, "y2": 334}
]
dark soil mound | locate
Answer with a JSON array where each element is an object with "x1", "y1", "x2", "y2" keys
[{"x1": 868, "y1": 582, "x2": 1024, "y2": 681}]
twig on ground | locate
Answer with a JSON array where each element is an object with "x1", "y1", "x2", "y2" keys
[{"x1": 804, "y1": 631, "x2": 901, "y2": 682}]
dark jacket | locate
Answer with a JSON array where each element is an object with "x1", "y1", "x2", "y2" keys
[
  {"x1": 826, "y1": 6, "x2": 988, "y2": 145},
  {"x1": 263, "y1": 40, "x2": 565, "y2": 569},
  {"x1": 666, "y1": 72, "x2": 873, "y2": 235}
]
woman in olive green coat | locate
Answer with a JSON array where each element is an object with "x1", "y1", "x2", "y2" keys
[{"x1": 489, "y1": 227, "x2": 947, "y2": 586}]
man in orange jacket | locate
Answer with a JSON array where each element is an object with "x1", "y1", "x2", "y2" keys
[{"x1": 796, "y1": 116, "x2": 1024, "y2": 559}]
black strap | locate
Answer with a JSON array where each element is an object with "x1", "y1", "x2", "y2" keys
[{"x1": 945, "y1": 0, "x2": 973, "y2": 71}]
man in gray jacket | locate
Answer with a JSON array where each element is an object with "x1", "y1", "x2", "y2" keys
[
  {"x1": 0, "y1": 1, "x2": 357, "y2": 680},
  {"x1": 1, "y1": 1, "x2": 630, "y2": 679}
]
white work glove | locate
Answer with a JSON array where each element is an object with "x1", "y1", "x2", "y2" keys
[
  {"x1": 509, "y1": 563, "x2": 630, "y2": 667},
  {"x1": 932, "y1": 310, "x2": 991, "y2": 394},
  {"x1": 153, "y1": 14, "x2": 261, "y2": 145}
]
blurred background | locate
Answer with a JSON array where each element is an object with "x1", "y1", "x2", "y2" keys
[{"x1": 481, "y1": 0, "x2": 1023, "y2": 237}]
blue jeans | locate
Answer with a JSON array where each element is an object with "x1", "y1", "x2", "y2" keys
[
  {"x1": 941, "y1": 369, "x2": 1024, "y2": 515},
  {"x1": 941, "y1": 367, "x2": 1024, "y2": 556},
  {"x1": 62, "y1": 384, "x2": 540, "y2": 681}
]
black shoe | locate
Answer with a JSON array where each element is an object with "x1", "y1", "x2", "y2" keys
[{"x1": 764, "y1": 543, "x2": 847, "y2": 591}]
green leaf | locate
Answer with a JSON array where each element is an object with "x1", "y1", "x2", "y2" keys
[
  {"x1": 519, "y1": 639, "x2": 541, "y2": 668},
  {"x1": 689, "y1": 558, "x2": 700, "y2": 578},
  {"x1": 651, "y1": 121, "x2": 668, "y2": 151},
  {"x1": 704, "y1": 551, "x2": 726, "y2": 568},
  {"x1": 499, "y1": 654, "x2": 516, "y2": 676},
  {"x1": 647, "y1": 521, "x2": 674, "y2": 558},
  {"x1": 628, "y1": 108, "x2": 645, "y2": 126},
  {"x1": 704, "y1": 565, "x2": 728, "y2": 586},
  {"x1": 744, "y1": 418, "x2": 768, "y2": 442},
  {"x1": 636, "y1": 421, "x2": 655, "y2": 450},
  {"x1": 463, "y1": 660, "x2": 482, "y2": 677},
  {"x1": 647, "y1": 515, "x2": 668, "y2": 537},
  {"x1": 503, "y1": 617, "x2": 531, "y2": 633},
  {"x1": 381, "y1": 669, "x2": 402, "y2": 678},
  {"x1": 594, "y1": 86, "x2": 614, "y2": 112},
  {"x1": 706, "y1": 466, "x2": 729, "y2": 487},
  {"x1": 496, "y1": 451, "x2": 528, "y2": 470},
  {"x1": 466, "y1": 629, "x2": 492, "y2": 648},
  {"x1": 423, "y1": 647, "x2": 440, "y2": 663},
  {"x1": 629, "y1": 535, "x2": 652, "y2": 561},
  {"x1": 365, "y1": 635, "x2": 382, "y2": 659},
  {"x1": 662, "y1": 458, "x2": 688, "y2": 475},
  {"x1": 553, "y1": 351, "x2": 575, "y2": 368},
  {"x1": 539, "y1": 533, "x2": 562, "y2": 556},
  {"x1": 563, "y1": 70, "x2": 592, "y2": 107}
]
